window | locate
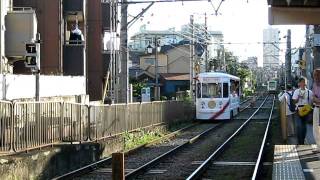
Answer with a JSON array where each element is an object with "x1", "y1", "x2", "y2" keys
[
  {"x1": 231, "y1": 80, "x2": 240, "y2": 97},
  {"x1": 145, "y1": 58, "x2": 155, "y2": 65},
  {"x1": 202, "y1": 83, "x2": 222, "y2": 98},
  {"x1": 197, "y1": 83, "x2": 201, "y2": 98},
  {"x1": 223, "y1": 83, "x2": 229, "y2": 98}
]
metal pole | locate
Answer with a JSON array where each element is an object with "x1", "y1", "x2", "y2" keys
[
  {"x1": 285, "y1": 29, "x2": 292, "y2": 85},
  {"x1": 35, "y1": 72, "x2": 40, "y2": 101},
  {"x1": 189, "y1": 15, "x2": 194, "y2": 102},
  {"x1": 204, "y1": 13, "x2": 208, "y2": 72},
  {"x1": 155, "y1": 36, "x2": 159, "y2": 101},
  {"x1": 223, "y1": 45, "x2": 225, "y2": 71},
  {"x1": 35, "y1": 33, "x2": 41, "y2": 101}
]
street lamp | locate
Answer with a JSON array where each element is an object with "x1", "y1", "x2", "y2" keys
[
  {"x1": 146, "y1": 38, "x2": 161, "y2": 101},
  {"x1": 146, "y1": 44, "x2": 153, "y2": 54}
]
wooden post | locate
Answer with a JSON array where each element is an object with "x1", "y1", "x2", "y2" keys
[
  {"x1": 280, "y1": 100, "x2": 287, "y2": 142},
  {"x1": 112, "y1": 153, "x2": 124, "y2": 180}
]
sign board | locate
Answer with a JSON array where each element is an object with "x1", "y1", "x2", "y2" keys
[{"x1": 141, "y1": 87, "x2": 151, "y2": 102}]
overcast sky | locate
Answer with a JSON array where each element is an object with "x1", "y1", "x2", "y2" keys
[{"x1": 128, "y1": 0, "x2": 306, "y2": 67}]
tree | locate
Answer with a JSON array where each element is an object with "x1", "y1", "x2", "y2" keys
[{"x1": 130, "y1": 78, "x2": 146, "y2": 98}]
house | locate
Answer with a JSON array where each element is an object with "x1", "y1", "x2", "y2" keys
[
  {"x1": 159, "y1": 73, "x2": 189, "y2": 98},
  {"x1": 137, "y1": 44, "x2": 191, "y2": 98}
]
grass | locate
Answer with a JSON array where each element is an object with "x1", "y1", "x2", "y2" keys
[
  {"x1": 122, "y1": 121, "x2": 194, "y2": 151},
  {"x1": 123, "y1": 130, "x2": 164, "y2": 151}
]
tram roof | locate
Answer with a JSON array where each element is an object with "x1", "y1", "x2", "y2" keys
[{"x1": 197, "y1": 72, "x2": 240, "y2": 81}]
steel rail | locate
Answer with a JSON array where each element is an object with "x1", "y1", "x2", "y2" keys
[
  {"x1": 52, "y1": 123, "x2": 197, "y2": 180},
  {"x1": 251, "y1": 95, "x2": 275, "y2": 179},
  {"x1": 125, "y1": 123, "x2": 223, "y2": 179},
  {"x1": 53, "y1": 98, "x2": 260, "y2": 179},
  {"x1": 186, "y1": 95, "x2": 270, "y2": 180},
  {"x1": 126, "y1": 96, "x2": 268, "y2": 179}
]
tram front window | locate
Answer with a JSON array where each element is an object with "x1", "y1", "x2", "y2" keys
[{"x1": 202, "y1": 83, "x2": 222, "y2": 98}]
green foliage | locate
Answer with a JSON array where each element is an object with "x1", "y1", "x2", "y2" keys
[
  {"x1": 123, "y1": 130, "x2": 163, "y2": 150},
  {"x1": 160, "y1": 96, "x2": 168, "y2": 101},
  {"x1": 223, "y1": 50, "x2": 257, "y2": 93},
  {"x1": 130, "y1": 78, "x2": 146, "y2": 97},
  {"x1": 243, "y1": 88, "x2": 254, "y2": 97}
]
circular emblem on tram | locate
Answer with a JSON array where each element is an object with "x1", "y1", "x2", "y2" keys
[{"x1": 208, "y1": 101, "x2": 216, "y2": 109}]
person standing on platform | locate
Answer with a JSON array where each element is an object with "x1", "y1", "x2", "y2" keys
[
  {"x1": 312, "y1": 69, "x2": 320, "y2": 147},
  {"x1": 278, "y1": 84, "x2": 295, "y2": 136},
  {"x1": 293, "y1": 77, "x2": 314, "y2": 144}
]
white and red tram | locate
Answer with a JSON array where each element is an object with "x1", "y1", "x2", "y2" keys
[{"x1": 196, "y1": 72, "x2": 240, "y2": 120}]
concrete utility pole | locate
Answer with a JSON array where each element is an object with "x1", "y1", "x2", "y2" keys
[
  {"x1": 204, "y1": 13, "x2": 208, "y2": 72},
  {"x1": 285, "y1": 29, "x2": 292, "y2": 85},
  {"x1": 306, "y1": 25, "x2": 314, "y2": 89},
  {"x1": 154, "y1": 36, "x2": 160, "y2": 101},
  {"x1": 189, "y1": 15, "x2": 195, "y2": 102},
  {"x1": 313, "y1": 25, "x2": 320, "y2": 69},
  {"x1": 119, "y1": 0, "x2": 129, "y2": 103}
]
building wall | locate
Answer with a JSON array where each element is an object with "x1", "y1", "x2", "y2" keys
[
  {"x1": 263, "y1": 28, "x2": 280, "y2": 68},
  {"x1": 0, "y1": 74, "x2": 86, "y2": 100},
  {"x1": 166, "y1": 45, "x2": 189, "y2": 73},
  {"x1": 87, "y1": 0, "x2": 103, "y2": 101},
  {"x1": 140, "y1": 54, "x2": 168, "y2": 75},
  {"x1": 13, "y1": 0, "x2": 62, "y2": 74}
]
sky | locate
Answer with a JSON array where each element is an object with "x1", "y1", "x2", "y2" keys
[{"x1": 127, "y1": 0, "x2": 306, "y2": 67}]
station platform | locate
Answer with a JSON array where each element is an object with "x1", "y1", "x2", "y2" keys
[{"x1": 272, "y1": 145, "x2": 320, "y2": 180}]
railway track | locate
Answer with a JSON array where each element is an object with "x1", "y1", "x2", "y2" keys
[
  {"x1": 53, "y1": 98, "x2": 262, "y2": 180},
  {"x1": 53, "y1": 123, "x2": 221, "y2": 180},
  {"x1": 124, "y1": 96, "x2": 272, "y2": 180},
  {"x1": 187, "y1": 95, "x2": 275, "y2": 180}
]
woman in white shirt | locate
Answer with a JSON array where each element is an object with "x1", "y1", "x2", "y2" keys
[
  {"x1": 278, "y1": 84, "x2": 295, "y2": 136},
  {"x1": 293, "y1": 77, "x2": 314, "y2": 144}
]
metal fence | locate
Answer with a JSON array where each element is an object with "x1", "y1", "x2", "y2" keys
[
  {"x1": 0, "y1": 101, "x2": 13, "y2": 153},
  {"x1": 13, "y1": 102, "x2": 62, "y2": 152},
  {"x1": 0, "y1": 100, "x2": 193, "y2": 153}
]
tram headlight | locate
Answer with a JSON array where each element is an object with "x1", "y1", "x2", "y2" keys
[{"x1": 208, "y1": 101, "x2": 216, "y2": 109}]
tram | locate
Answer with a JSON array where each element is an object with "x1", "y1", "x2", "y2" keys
[
  {"x1": 267, "y1": 80, "x2": 277, "y2": 94},
  {"x1": 196, "y1": 72, "x2": 240, "y2": 120}
]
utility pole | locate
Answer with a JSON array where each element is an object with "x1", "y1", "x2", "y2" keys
[
  {"x1": 119, "y1": 0, "x2": 129, "y2": 103},
  {"x1": 285, "y1": 29, "x2": 292, "y2": 85},
  {"x1": 313, "y1": 25, "x2": 320, "y2": 69},
  {"x1": 204, "y1": 13, "x2": 208, "y2": 72},
  {"x1": 154, "y1": 37, "x2": 160, "y2": 101},
  {"x1": 189, "y1": 15, "x2": 195, "y2": 102},
  {"x1": 306, "y1": 25, "x2": 313, "y2": 89}
]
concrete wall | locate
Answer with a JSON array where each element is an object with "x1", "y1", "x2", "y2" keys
[
  {"x1": 0, "y1": 125, "x2": 170, "y2": 179},
  {"x1": 0, "y1": 74, "x2": 86, "y2": 100}
]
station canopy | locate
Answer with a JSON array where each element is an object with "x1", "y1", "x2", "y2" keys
[{"x1": 268, "y1": 0, "x2": 320, "y2": 25}]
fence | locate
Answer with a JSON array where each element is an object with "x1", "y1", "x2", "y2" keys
[
  {"x1": 0, "y1": 100, "x2": 193, "y2": 153},
  {"x1": 0, "y1": 101, "x2": 13, "y2": 153}
]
